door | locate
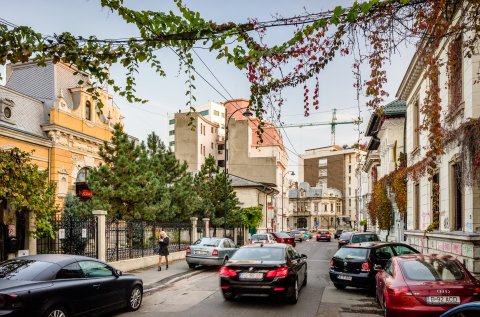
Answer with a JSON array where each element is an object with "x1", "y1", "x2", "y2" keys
[
  {"x1": 78, "y1": 260, "x2": 125, "y2": 312},
  {"x1": 287, "y1": 246, "x2": 306, "y2": 285},
  {"x1": 374, "y1": 246, "x2": 395, "y2": 269}
]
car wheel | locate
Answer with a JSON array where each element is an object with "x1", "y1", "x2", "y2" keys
[
  {"x1": 188, "y1": 263, "x2": 197, "y2": 269},
  {"x1": 288, "y1": 278, "x2": 299, "y2": 304},
  {"x1": 223, "y1": 291, "x2": 235, "y2": 301},
  {"x1": 333, "y1": 283, "x2": 346, "y2": 290},
  {"x1": 126, "y1": 285, "x2": 143, "y2": 311},
  {"x1": 44, "y1": 306, "x2": 68, "y2": 317}
]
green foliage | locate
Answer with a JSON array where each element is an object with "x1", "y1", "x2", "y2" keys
[
  {"x1": 60, "y1": 193, "x2": 90, "y2": 254},
  {"x1": 193, "y1": 155, "x2": 239, "y2": 227},
  {"x1": 239, "y1": 206, "x2": 263, "y2": 228},
  {"x1": 0, "y1": 148, "x2": 58, "y2": 237}
]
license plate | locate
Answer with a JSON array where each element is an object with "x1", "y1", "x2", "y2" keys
[
  {"x1": 239, "y1": 272, "x2": 263, "y2": 280},
  {"x1": 426, "y1": 296, "x2": 460, "y2": 305},
  {"x1": 337, "y1": 275, "x2": 352, "y2": 281},
  {"x1": 194, "y1": 250, "x2": 207, "y2": 255}
]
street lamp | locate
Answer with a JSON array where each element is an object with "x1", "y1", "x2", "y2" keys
[
  {"x1": 281, "y1": 171, "x2": 295, "y2": 231},
  {"x1": 224, "y1": 106, "x2": 253, "y2": 237}
]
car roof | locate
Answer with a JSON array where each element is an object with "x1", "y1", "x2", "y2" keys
[
  {"x1": 241, "y1": 243, "x2": 287, "y2": 249},
  {"x1": 395, "y1": 253, "x2": 457, "y2": 262},
  {"x1": 14, "y1": 254, "x2": 98, "y2": 266},
  {"x1": 343, "y1": 242, "x2": 409, "y2": 249},
  {"x1": 351, "y1": 232, "x2": 377, "y2": 235}
]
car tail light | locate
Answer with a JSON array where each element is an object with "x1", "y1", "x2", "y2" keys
[
  {"x1": 273, "y1": 287, "x2": 285, "y2": 291},
  {"x1": 326, "y1": 233, "x2": 331, "y2": 237},
  {"x1": 361, "y1": 262, "x2": 370, "y2": 272},
  {"x1": 474, "y1": 287, "x2": 480, "y2": 295},
  {"x1": 266, "y1": 267, "x2": 289, "y2": 278},
  {"x1": 0, "y1": 294, "x2": 18, "y2": 309},
  {"x1": 186, "y1": 247, "x2": 191, "y2": 255},
  {"x1": 330, "y1": 260, "x2": 334, "y2": 269},
  {"x1": 219, "y1": 266, "x2": 237, "y2": 277},
  {"x1": 387, "y1": 286, "x2": 412, "y2": 296},
  {"x1": 212, "y1": 249, "x2": 219, "y2": 257}
]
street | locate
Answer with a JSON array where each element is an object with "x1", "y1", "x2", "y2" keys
[{"x1": 115, "y1": 241, "x2": 383, "y2": 317}]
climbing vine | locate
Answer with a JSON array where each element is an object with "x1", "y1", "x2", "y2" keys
[{"x1": 368, "y1": 178, "x2": 393, "y2": 231}]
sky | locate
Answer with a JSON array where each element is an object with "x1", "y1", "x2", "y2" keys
[{"x1": 0, "y1": 0, "x2": 415, "y2": 176}]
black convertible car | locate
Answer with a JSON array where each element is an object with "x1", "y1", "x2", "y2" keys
[{"x1": 0, "y1": 254, "x2": 143, "y2": 317}]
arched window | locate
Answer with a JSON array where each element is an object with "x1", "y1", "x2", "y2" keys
[
  {"x1": 85, "y1": 101, "x2": 92, "y2": 121},
  {"x1": 76, "y1": 167, "x2": 91, "y2": 183}
]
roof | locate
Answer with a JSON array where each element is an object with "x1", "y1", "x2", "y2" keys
[
  {"x1": 230, "y1": 174, "x2": 278, "y2": 194},
  {"x1": 16, "y1": 254, "x2": 97, "y2": 265},
  {"x1": 383, "y1": 99, "x2": 406, "y2": 116}
]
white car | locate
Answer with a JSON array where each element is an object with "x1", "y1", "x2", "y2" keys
[{"x1": 249, "y1": 233, "x2": 277, "y2": 244}]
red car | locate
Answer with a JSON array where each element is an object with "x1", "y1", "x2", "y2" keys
[
  {"x1": 376, "y1": 254, "x2": 480, "y2": 317},
  {"x1": 316, "y1": 230, "x2": 331, "y2": 242},
  {"x1": 271, "y1": 232, "x2": 296, "y2": 247}
]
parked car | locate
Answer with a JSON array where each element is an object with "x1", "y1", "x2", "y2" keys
[
  {"x1": 219, "y1": 243, "x2": 307, "y2": 303},
  {"x1": 249, "y1": 233, "x2": 277, "y2": 244},
  {"x1": 334, "y1": 229, "x2": 343, "y2": 239},
  {"x1": 316, "y1": 230, "x2": 331, "y2": 242},
  {"x1": 271, "y1": 232, "x2": 296, "y2": 247},
  {"x1": 439, "y1": 302, "x2": 480, "y2": 317},
  {"x1": 329, "y1": 242, "x2": 419, "y2": 290},
  {"x1": 376, "y1": 254, "x2": 480, "y2": 317},
  {"x1": 0, "y1": 254, "x2": 143, "y2": 317},
  {"x1": 289, "y1": 230, "x2": 304, "y2": 242},
  {"x1": 186, "y1": 237, "x2": 238, "y2": 269},
  {"x1": 338, "y1": 232, "x2": 380, "y2": 248}
]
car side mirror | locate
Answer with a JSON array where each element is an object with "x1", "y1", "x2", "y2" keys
[
  {"x1": 373, "y1": 264, "x2": 382, "y2": 271},
  {"x1": 114, "y1": 269, "x2": 122, "y2": 277},
  {"x1": 301, "y1": 254, "x2": 308, "y2": 259}
]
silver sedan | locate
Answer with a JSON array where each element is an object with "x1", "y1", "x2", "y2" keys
[{"x1": 186, "y1": 237, "x2": 239, "y2": 269}]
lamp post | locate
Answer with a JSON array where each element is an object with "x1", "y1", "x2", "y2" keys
[
  {"x1": 281, "y1": 170, "x2": 295, "y2": 231},
  {"x1": 224, "y1": 106, "x2": 253, "y2": 237}
]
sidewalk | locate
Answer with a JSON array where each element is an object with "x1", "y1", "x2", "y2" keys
[{"x1": 127, "y1": 258, "x2": 207, "y2": 295}]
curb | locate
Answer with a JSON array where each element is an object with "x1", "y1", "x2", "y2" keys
[{"x1": 143, "y1": 268, "x2": 212, "y2": 296}]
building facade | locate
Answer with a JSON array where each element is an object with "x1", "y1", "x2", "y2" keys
[
  {"x1": 0, "y1": 60, "x2": 123, "y2": 259},
  {"x1": 396, "y1": 16, "x2": 480, "y2": 274}
]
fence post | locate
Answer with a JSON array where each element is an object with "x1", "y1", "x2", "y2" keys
[
  {"x1": 92, "y1": 210, "x2": 107, "y2": 262},
  {"x1": 203, "y1": 218, "x2": 210, "y2": 238},
  {"x1": 233, "y1": 227, "x2": 238, "y2": 245},
  {"x1": 190, "y1": 217, "x2": 198, "y2": 243},
  {"x1": 28, "y1": 211, "x2": 37, "y2": 255}
]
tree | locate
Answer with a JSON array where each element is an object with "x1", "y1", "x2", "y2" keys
[
  {"x1": 88, "y1": 123, "x2": 157, "y2": 220},
  {"x1": 0, "y1": 148, "x2": 58, "y2": 237},
  {"x1": 141, "y1": 132, "x2": 199, "y2": 221},
  {"x1": 193, "y1": 155, "x2": 239, "y2": 227},
  {"x1": 60, "y1": 193, "x2": 90, "y2": 254}
]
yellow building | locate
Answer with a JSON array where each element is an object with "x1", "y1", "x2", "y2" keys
[{"x1": 0, "y1": 60, "x2": 124, "y2": 260}]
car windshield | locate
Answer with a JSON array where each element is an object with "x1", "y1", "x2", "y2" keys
[
  {"x1": 334, "y1": 247, "x2": 369, "y2": 260},
  {"x1": 339, "y1": 232, "x2": 352, "y2": 240},
  {"x1": 231, "y1": 247, "x2": 285, "y2": 262},
  {"x1": 291, "y1": 231, "x2": 301, "y2": 234},
  {"x1": 195, "y1": 238, "x2": 221, "y2": 247},
  {"x1": 401, "y1": 259, "x2": 465, "y2": 281},
  {"x1": 274, "y1": 232, "x2": 290, "y2": 238},
  {"x1": 319, "y1": 231, "x2": 329, "y2": 234},
  {"x1": 351, "y1": 234, "x2": 379, "y2": 243},
  {"x1": 251, "y1": 235, "x2": 269, "y2": 241},
  {"x1": 0, "y1": 259, "x2": 54, "y2": 281}
]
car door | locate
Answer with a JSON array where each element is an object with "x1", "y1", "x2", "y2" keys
[
  {"x1": 373, "y1": 245, "x2": 395, "y2": 269},
  {"x1": 78, "y1": 260, "x2": 125, "y2": 313},
  {"x1": 227, "y1": 239, "x2": 238, "y2": 258},
  {"x1": 376, "y1": 259, "x2": 393, "y2": 306},
  {"x1": 53, "y1": 262, "x2": 96, "y2": 316},
  {"x1": 287, "y1": 246, "x2": 305, "y2": 285}
]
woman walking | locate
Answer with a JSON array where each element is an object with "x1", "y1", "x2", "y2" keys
[{"x1": 157, "y1": 231, "x2": 170, "y2": 271}]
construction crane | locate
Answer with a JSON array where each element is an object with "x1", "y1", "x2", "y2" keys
[{"x1": 276, "y1": 108, "x2": 362, "y2": 145}]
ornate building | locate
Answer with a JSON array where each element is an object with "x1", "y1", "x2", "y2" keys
[{"x1": 0, "y1": 60, "x2": 124, "y2": 259}]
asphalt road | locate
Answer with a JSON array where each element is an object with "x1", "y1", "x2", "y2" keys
[{"x1": 116, "y1": 240, "x2": 383, "y2": 317}]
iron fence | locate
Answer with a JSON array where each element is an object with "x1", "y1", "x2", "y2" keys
[
  {"x1": 37, "y1": 216, "x2": 97, "y2": 258},
  {"x1": 106, "y1": 220, "x2": 192, "y2": 262}
]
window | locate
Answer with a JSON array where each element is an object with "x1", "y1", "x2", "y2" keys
[
  {"x1": 211, "y1": 127, "x2": 214, "y2": 133},
  {"x1": 221, "y1": 112, "x2": 225, "y2": 118},
  {"x1": 431, "y1": 173, "x2": 439, "y2": 228},
  {"x1": 200, "y1": 144, "x2": 203, "y2": 155},
  {"x1": 349, "y1": 176, "x2": 351, "y2": 185},
  {"x1": 220, "y1": 124, "x2": 225, "y2": 129},
  {"x1": 448, "y1": 36, "x2": 463, "y2": 112},
  {"x1": 76, "y1": 167, "x2": 90, "y2": 183},
  {"x1": 203, "y1": 145, "x2": 206, "y2": 156},
  {"x1": 218, "y1": 144, "x2": 225, "y2": 151},
  {"x1": 385, "y1": 259, "x2": 393, "y2": 276},
  {"x1": 319, "y1": 169, "x2": 327, "y2": 177},
  {"x1": 336, "y1": 203, "x2": 341, "y2": 213},
  {"x1": 56, "y1": 262, "x2": 84, "y2": 279},
  {"x1": 199, "y1": 110, "x2": 209, "y2": 116},
  {"x1": 393, "y1": 245, "x2": 418, "y2": 255},
  {"x1": 349, "y1": 188, "x2": 351, "y2": 196},
  {"x1": 330, "y1": 203, "x2": 334, "y2": 211},
  {"x1": 375, "y1": 246, "x2": 395, "y2": 260},
  {"x1": 318, "y1": 158, "x2": 327, "y2": 167},
  {"x1": 348, "y1": 199, "x2": 351, "y2": 207},
  {"x1": 214, "y1": 110, "x2": 220, "y2": 116},
  {"x1": 169, "y1": 130, "x2": 175, "y2": 136},
  {"x1": 169, "y1": 141, "x2": 175, "y2": 147},
  {"x1": 450, "y1": 162, "x2": 463, "y2": 231},
  {"x1": 200, "y1": 123, "x2": 203, "y2": 134},
  {"x1": 348, "y1": 165, "x2": 351, "y2": 174},
  {"x1": 314, "y1": 203, "x2": 318, "y2": 212},
  {"x1": 79, "y1": 261, "x2": 114, "y2": 278},
  {"x1": 85, "y1": 101, "x2": 92, "y2": 121},
  {"x1": 414, "y1": 183, "x2": 420, "y2": 230},
  {"x1": 169, "y1": 119, "x2": 175, "y2": 125},
  {"x1": 413, "y1": 100, "x2": 420, "y2": 150},
  {"x1": 349, "y1": 155, "x2": 352, "y2": 163},
  {"x1": 324, "y1": 204, "x2": 327, "y2": 212},
  {"x1": 211, "y1": 142, "x2": 214, "y2": 149}
]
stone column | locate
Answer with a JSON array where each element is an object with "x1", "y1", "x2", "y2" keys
[
  {"x1": 190, "y1": 217, "x2": 198, "y2": 243},
  {"x1": 93, "y1": 210, "x2": 107, "y2": 262},
  {"x1": 28, "y1": 212, "x2": 37, "y2": 256},
  {"x1": 203, "y1": 218, "x2": 210, "y2": 237},
  {"x1": 233, "y1": 227, "x2": 238, "y2": 245}
]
